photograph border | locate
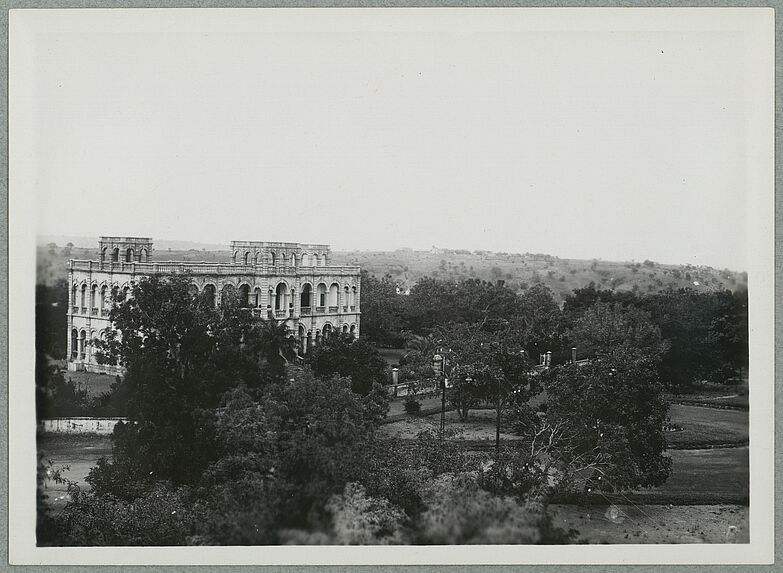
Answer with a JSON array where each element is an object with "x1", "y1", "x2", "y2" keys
[{"x1": 3, "y1": 1, "x2": 779, "y2": 570}]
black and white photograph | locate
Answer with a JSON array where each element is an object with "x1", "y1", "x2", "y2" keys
[{"x1": 8, "y1": 6, "x2": 774, "y2": 565}]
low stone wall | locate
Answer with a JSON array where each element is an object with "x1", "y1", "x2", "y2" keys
[{"x1": 40, "y1": 417, "x2": 127, "y2": 435}]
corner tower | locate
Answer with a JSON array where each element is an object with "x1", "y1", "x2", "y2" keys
[{"x1": 99, "y1": 236, "x2": 153, "y2": 263}]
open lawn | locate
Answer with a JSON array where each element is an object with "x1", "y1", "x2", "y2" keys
[
  {"x1": 61, "y1": 369, "x2": 117, "y2": 398},
  {"x1": 666, "y1": 404, "x2": 748, "y2": 449},
  {"x1": 379, "y1": 408, "x2": 520, "y2": 442},
  {"x1": 38, "y1": 434, "x2": 112, "y2": 513}
]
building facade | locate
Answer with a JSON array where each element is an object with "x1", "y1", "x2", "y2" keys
[{"x1": 67, "y1": 236, "x2": 361, "y2": 373}]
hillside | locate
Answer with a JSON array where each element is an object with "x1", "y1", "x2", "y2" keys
[
  {"x1": 331, "y1": 249, "x2": 747, "y2": 303},
  {"x1": 36, "y1": 243, "x2": 747, "y2": 302}
]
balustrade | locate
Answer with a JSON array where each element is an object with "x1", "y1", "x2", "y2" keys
[
  {"x1": 328, "y1": 306, "x2": 338, "y2": 313},
  {"x1": 91, "y1": 307, "x2": 99, "y2": 315},
  {"x1": 350, "y1": 305, "x2": 356, "y2": 312},
  {"x1": 300, "y1": 306, "x2": 312, "y2": 315},
  {"x1": 80, "y1": 307, "x2": 87, "y2": 314},
  {"x1": 275, "y1": 310, "x2": 287, "y2": 318},
  {"x1": 316, "y1": 306, "x2": 325, "y2": 314},
  {"x1": 342, "y1": 305, "x2": 348, "y2": 312}
]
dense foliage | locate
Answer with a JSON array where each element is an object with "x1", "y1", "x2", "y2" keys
[
  {"x1": 308, "y1": 334, "x2": 389, "y2": 395},
  {"x1": 40, "y1": 276, "x2": 576, "y2": 546}
]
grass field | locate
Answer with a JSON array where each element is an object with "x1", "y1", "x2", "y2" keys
[
  {"x1": 60, "y1": 369, "x2": 117, "y2": 398},
  {"x1": 665, "y1": 404, "x2": 748, "y2": 449},
  {"x1": 38, "y1": 434, "x2": 112, "y2": 513}
]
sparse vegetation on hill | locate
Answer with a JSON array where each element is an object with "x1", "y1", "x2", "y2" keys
[
  {"x1": 37, "y1": 244, "x2": 746, "y2": 299},
  {"x1": 332, "y1": 249, "x2": 746, "y2": 303}
]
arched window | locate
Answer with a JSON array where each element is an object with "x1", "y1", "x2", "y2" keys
[
  {"x1": 71, "y1": 284, "x2": 77, "y2": 309},
  {"x1": 78, "y1": 329, "x2": 87, "y2": 359},
  {"x1": 111, "y1": 248, "x2": 119, "y2": 262},
  {"x1": 221, "y1": 284, "x2": 236, "y2": 307},
  {"x1": 275, "y1": 283, "x2": 288, "y2": 312},
  {"x1": 125, "y1": 248, "x2": 134, "y2": 263},
  {"x1": 350, "y1": 324, "x2": 356, "y2": 338},
  {"x1": 232, "y1": 250, "x2": 238, "y2": 264},
  {"x1": 91, "y1": 284, "x2": 98, "y2": 313},
  {"x1": 342, "y1": 324, "x2": 348, "y2": 334},
  {"x1": 323, "y1": 324, "x2": 333, "y2": 339},
  {"x1": 300, "y1": 284, "x2": 312, "y2": 311},
  {"x1": 80, "y1": 284, "x2": 87, "y2": 309},
  {"x1": 351, "y1": 286, "x2": 357, "y2": 310},
  {"x1": 70, "y1": 329, "x2": 78, "y2": 359},
  {"x1": 316, "y1": 283, "x2": 327, "y2": 308},
  {"x1": 239, "y1": 284, "x2": 250, "y2": 307},
  {"x1": 270, "y1": 252, "x2": 277, "y2": 266},
  {"x1": 291, "y1": 253, "x2": 296, "y2": 266},
  {"x1": 99, "y1": 285, "x2": 107, "y2": 312},
  {"x1": 253, "y1": 287, "x2": 262, "y2": 308},
  {"x1": 111, "y1": 285, "x2": 119, "y2": 302},
  {"x1": 203, "y1": 284, "x2": 216, "y2": 307},
  {"x1": 140, "y1": 248, "x2": 149, "y2": 262},
  {"x1": 100, "y1": 247, "x2": 107, "y2": 262},
  {"x1": 328, "y1": 283, "x2": 339, "y2": 308},
  {"x1": 243, "y1": 252, "x2": 250, "y2": 265},
  {"x1": 122, "y1": 286, "x2": 130, "y2": 300}
]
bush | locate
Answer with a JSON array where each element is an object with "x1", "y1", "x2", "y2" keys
[{"x1": 404, "y1": 395, "x2": 421, "y2": 414}]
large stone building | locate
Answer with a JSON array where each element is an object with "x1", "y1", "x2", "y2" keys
[{"x1": 67, "y1": 236, "x2": 361, "y2": 373}]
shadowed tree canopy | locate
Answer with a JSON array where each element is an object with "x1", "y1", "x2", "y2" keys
[
  {"x1": 308, "y1": 334, "x2": 390, "y2": 395},
  {"x1": 543, "y1": 348, "x2": 672, "y2": 490},
  {"x1": 93, "y1": 275, "x2": 283, "y2": 485},
  {"x1": 358, "y1": 270, "x2": 409, "y2": 347},
  {"x1": 566, "y1": 301, "x2": 668, "y2": 362}
]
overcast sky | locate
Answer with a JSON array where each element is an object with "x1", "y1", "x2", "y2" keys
[{"x1": 15, "y1": 9, "x2": 771, "y2": 271}]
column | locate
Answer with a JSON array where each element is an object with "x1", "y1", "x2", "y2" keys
[{"x1": 290, "y1": 287, "x2": 297, "y2": 318}]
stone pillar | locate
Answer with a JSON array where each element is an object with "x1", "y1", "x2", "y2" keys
[{"x1": 290, "y1": 287, "x2": 297, "y2": 318}]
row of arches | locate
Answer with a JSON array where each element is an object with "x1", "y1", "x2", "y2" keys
[
  {"x1": 231, "y1": 250, "x2": 329, "y2": 267},
  {"x1": 71, "y1": 282, "x2": 131, "y2": 315},
  {"x1": 189, "y1": 281, "x2": 359, "y2": 314},
  {"x1": 69, "y1": 327, "x2": 107, "y2": 360},
  {"x1": 101, "y1": 246, "x2": 150, "y2": 263},
  {"x1": 69, "y1": 322, "x2": 358, "y2": 364},
  {"x1": 295, "y1": 323, "x2": 357, "y2": 354}
]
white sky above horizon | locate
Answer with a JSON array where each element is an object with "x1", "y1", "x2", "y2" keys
[{"x1": 17, "y1": 9, "x2": 766, "y2": 271}]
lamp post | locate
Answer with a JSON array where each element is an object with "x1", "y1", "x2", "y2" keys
[{"x1": 432, "y1": 352, "x2": 446, "y2": 437}]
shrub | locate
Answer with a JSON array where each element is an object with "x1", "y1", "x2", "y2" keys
[{"x1": 404, "y1": 395, "x2": 421, "y2": 414}]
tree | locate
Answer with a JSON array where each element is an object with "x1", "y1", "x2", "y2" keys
[
  {"x1": 433, "y1": 320, "x2": 537, "y2": 448},
  {"x1": 36, "y1": 279, "x2": 69, "y2": 360},
  {"x1": 358, "y1": 271, "x2": 408, "y2": 347},
  {"x1": 566, "y1": 301, "x2": 667, "y2": 362},
  {"x1": 309, "y1": 334, "x2": 390, "y2": 395},
  {"x1": 92, "y1": 275, "x2": 276, "y2": 487},
  {"x1": 406, "y1": 277, "x2": 521, "y2": 335},
  {"x1": 543, "y1": 348, "x2": 672, "y2": 490},
  {"x1": 641, "y1": 288, "x2": 743, "y2": 391},
  {"x1": 512, "y1": 284, "x2": 566, "y2": 363}
]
